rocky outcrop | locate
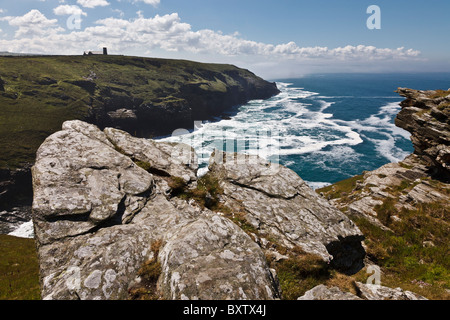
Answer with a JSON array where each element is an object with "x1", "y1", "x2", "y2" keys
[
  {"x1": 208, "y1": 150, "x2": 365, "y2": 274},
  {"x1": 0, "y1": 55, "x2": 280, "y2": 235},
  {"x1": 322, "y1": 88, "x2": 450, "y2": 229},
  {"x1": 396, "y1": 88, "x2": 450, "y2": 179},
  {"x1": 354, "y1": 282, "x2": 427, "y2": 300},
  {"x1": 32, "y1": 120, "x2": 364, "y2": 300},
  {"x1": 317, "y1": 88, "x2": 450, "y2": 300},
  {"x1": 326, "y1": 153, "x2": 449, "y2": 229},
  {"x1": 298, "y1": 285, "x2": 362, "y2": 300},
  {"x1": 297, "y1": 283, "x2": 427, "y2": 300}
]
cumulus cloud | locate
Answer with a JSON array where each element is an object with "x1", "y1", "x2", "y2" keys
[
  {"x1": 134, "y1": 0, "x2": 160, "y2": 7},
  {"x1": 0, "y1": 10, "x2": 421, "y2": 70},
  {"x1": 53, "y1": 5, "x2": 87, "y2": 17},
  {"x1": 0, "y1": 9, "x2": 63, "y2": 38},
  {"x1": 77, "y1": 0, "x2": 110, "y2": 8}
]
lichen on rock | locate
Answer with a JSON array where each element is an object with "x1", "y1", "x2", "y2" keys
[{"x1": 32, "y1": 120, "x2": 366, "y2": 300}]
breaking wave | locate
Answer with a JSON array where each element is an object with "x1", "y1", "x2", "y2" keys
[{"x1": 159, "y1": 81, "x2": 413, "y2": 188}]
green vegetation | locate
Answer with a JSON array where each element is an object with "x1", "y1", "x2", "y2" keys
[
  {"x1": 134, "y1": 160, "x2": 153, "y2": 172},
  {"x1": 128, "y1": 239, "x2": 162, "y2": 300},
  {"x1": 437, "y1": 102, "x2": 450, "y2": 111},
  {"x1": 0, "y1": 54, "x2": 267, "y2": 170},
  {"x1": 176, "y1": 173, "x2": 225, "y2": 211},
  {"x1": 267, "y1": 246, "x2": 330, "y2": 299},
  {"x1": 0, "y1": 235, "x2": 40, "y2": 300},
  {"x1": 316, "y1": 174, "x2": 363, "y2": 200},
  {"x1": 352, "y1": 199, "x2": 450, "y2": 299},
  {"x1": 168, "y1": 176, "x2": 189, "y2": 195},
  {"x1": 429, "y1": 90, "x2": 450, "y2": 99},
  {"x1": 319, "y1": 172, "x2": 450, "y2": 300}
]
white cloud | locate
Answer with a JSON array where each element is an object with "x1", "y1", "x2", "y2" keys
[
  {"x1": 134, "y1": 0, "x2": 160, "y2": 7},
  {"x1": 77, "y1": 0, "x2": 110, "y2": 8},
  {"x1": 0, "y1": 10, "x2": 422, "y2": 76},
  {"x1": 54, "y1": 5, "x2": 87, "y2": 17},
  {"x1": 0, "y1": 9, "x2": 63, "y2": 38}
]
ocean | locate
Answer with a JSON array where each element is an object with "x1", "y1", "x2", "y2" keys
[{"x1": 159, "y1": 73, "x2": 450, "y2": 189}]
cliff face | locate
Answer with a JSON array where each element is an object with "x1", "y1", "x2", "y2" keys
[
  {"x1": 0, "y1": 55, "x2": 279, "y2": 223},
  {"x1": 32, "y1": 120, "x2": 364, "y2": 300},
  {"x1": 395, "y1": 88, "x2": 450, "y2": 180}
]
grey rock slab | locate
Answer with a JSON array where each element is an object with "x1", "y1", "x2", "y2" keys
[
  {"x1": 355, "y1": 282, "x2": 427, "y2": 300},
  {"x1": 32, "y1": 121, "x2": 154, "y2": 245},
  {"x1": 298, "y1": 285, "x2": 362, "y2": 300},
  {"x1": 158, "y1": 212, "x2": 280, "y2": 300},
  {"x1": 208, "y1": 150, "x2": 365, "y2": 274},
  {"x1": 104, "y1": 127, "x2": 198, "y2": 183}
]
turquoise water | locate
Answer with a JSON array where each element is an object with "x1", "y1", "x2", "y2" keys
[{"x1": 160, "y1": 73, "x2": 450, "y2": 189}]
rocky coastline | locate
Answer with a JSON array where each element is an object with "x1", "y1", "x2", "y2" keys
[
  {"x1": 0, "y1": 55, "x2": 280, "y2": 232},
  {"x1": 2, "y1": 86, "x2": 449, "y2": 300}
]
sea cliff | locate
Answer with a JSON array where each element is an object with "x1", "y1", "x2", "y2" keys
[{"x1": 0, "y1": 55, "x2": 279, "y2": 226}]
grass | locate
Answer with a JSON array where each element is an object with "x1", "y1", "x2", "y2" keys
[
  {"x1": 176, "y1": 173, "x2": 225, "y2": 211},
  {"x1": 316, "y1": 174, "x2": 364, "y2": 200},
  {"x1": 0, "y1": 54, "x2": 270, "y2": 170},
  {"x1": 352, "y1": 198, "x2": 450, "y2": 299},
  {"x1": 317, "y1": 171, "x2": 450, "y2": 299},
  {"x1": 437, "y1": 102, "x2": 450, "y2": 111},
  {"x1": 0, "y1": 235, "x2": 40, "y2": 300},
  {"x1": 429, "y1": 90, "x2": 450, "y2": 99},
  {"x1": 267, "y1": 246, "x2": 331, "y2": 299},
  {"x1": 266, "y1": 245, "x2": 372, "y2": 299},
  {"x1": 128, "y1": 239, "x2": 162, "y2": 300}
]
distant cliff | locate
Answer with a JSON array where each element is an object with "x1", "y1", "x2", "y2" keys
[
  {"x1": 32, "y1": 120, "x2": 364, "y2": 300},
  {"x1": 0, "y1": 55, "x2": 279, "y2": 171},
  {"x1": 0, "y1": 55, "x2": 279, "y2": 215}
]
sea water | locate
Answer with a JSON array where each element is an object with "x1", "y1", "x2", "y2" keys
[{"x1": 159, "y1": 73, "x2": 450, "y2": 189}]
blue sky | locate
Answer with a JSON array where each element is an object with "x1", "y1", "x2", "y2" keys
[{"x1": 0, "y1": 0, "x2": 449, "y2": 78}]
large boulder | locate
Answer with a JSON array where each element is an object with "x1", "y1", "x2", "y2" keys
[
  {"x1": 32, "y1": 121, "x2": 365, "y2": 300},
  {"x1": 32, "y1": 121, "x2": 279, "y2": 300},
  {"x1": 208, "y1": 150, "x2": 365, "y2": 274}
]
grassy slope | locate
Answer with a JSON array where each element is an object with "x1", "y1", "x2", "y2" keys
[
  {"x1": 317, "y1": 176, "x2": 450, "y2": 299},
  {"x1": 0, "y1": 55, "x2": 265, "y2": 170},
  {"x1": 0, "y1": 235, "x2": 40, "y2": 300}
]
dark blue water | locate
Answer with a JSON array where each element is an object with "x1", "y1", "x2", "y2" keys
[{"x1": 162, "y1": 73, "x2": 450, "y2": 189}]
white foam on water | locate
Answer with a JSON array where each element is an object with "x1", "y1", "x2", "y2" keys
[
  {"x1": 160, "y1": 82, "x2": 364, "y2": 165},
  {"x1": 159, "y1": 82, "x2": 410, "y2": 173},
  {"x1": 341, "y1": 101, "x2": 412, "y2": 162},
  {"x1": 8, "y1": 220, "x2": 34, "y2": 239},
  {"x1": 306, "y1": 181, "x2": 332, "y2": 190}
]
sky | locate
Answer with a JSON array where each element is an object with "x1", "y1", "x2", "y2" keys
[{"x1": 0, "y1": 0, "x2": 449, "y2": 79}]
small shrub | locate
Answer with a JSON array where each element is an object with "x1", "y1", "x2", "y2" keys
[
  {"x1": 134, "y1": 160, "x2": 152, "y2": 172},
  {"x1": 374, "y1": 198, "x2": 396, "y2": 227},
  {"x1": 269, "y1": 247, "x2": 331, "y2": 300},
  {"x1": 168, "y1": 176, "x2": 188, "y2": 195},
  {"x1": 128, "y1": 239, "x2": 162, "y2": 300}
]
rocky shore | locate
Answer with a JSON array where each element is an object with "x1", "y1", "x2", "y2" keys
[
  {"x1": 31, "y1": 120, "x2": 364, "y2": 299},
  {"x1": 4, "y1": 87, "x2": 449, "y2": 300},
  {"x1": 0, "y1": 55, "x2": 279, "y2": 233}
]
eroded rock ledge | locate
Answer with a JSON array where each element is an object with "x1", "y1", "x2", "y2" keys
[
  {"x1": 32, "y1": 120, "x2": 364, "y2": 300},
  {"x1": 396, "y1": 88, "x2": 450, "y2": 180}
]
